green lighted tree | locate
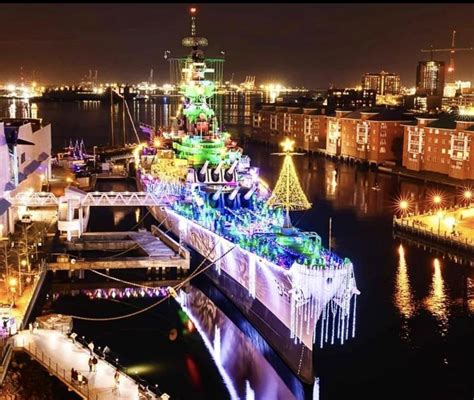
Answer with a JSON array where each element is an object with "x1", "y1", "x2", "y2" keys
[{"x1": 267, "y1": 138, "x2": 311, "y2": 229}]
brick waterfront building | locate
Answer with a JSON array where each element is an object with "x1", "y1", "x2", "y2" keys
[
  {"x1": 402, "y1": 114, "x2": 474, "y2": 180},
  {"x1": 253, "y1": 104, "x2": 414, "y2": 164},
  {"x1": 252, "y1": 103, "x2": 328, "y2": 152},
  {"x1": 338, "y1": 108, "x2": 414, "y2": 164},
  {"x1": 324, "y1": 108, "x2": 413, "y2": 164}
]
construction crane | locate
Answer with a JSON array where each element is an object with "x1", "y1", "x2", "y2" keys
[{"x1": 421, "y1": 30, "x2": 474, "y2": 77}]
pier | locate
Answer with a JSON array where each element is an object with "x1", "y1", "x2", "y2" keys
[
  {"x1": 13, "y1": 329, "x2": 166, "y2": 399},
  {"x1": 48, "y1": 228, "x2": 190, "y2": 271}
]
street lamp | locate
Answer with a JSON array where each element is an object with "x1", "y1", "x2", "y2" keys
[
  {"x1": 8, "y1": 276, "x2": 17, "y2": 306},
  {"x1": 436, "y1": 210, "x2": 444, "y2": 235},
  {"x1": 93, "y1": 146, "x2": 98, "y2": 170},
  {"x1": 464, "y1": 189, "x2": 472, "y2": 206},
  {"x1": 432, "y1": 195, "x2": 442, "y2": 208},
  {"x1": 399, "y1": 199, "x2": 409, "y2": 217}
]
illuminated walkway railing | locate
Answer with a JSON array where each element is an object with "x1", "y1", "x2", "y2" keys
[
  {"x1": 4, "y1": 191, "x2": 171, "y2": 208},
  {"x1": 81, "y1": 191, "x2": 170, "y2": 207},
  {"x1": 5, "y1": 191, "x2": 59, "y2": 207}
]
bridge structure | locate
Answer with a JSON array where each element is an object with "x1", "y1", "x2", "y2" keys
[{"x1": 4, "y1": 189, "x2": 173, "y2": 241}]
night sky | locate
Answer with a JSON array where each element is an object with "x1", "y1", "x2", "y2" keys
[{"x1": 1, "y1": 3, "x2": 473, "y2": 88}]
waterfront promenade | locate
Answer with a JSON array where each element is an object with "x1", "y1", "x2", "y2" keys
[
  {"x1": 14, "y1": 329, "x2": 161, "y2": 399},
  {"x1": 394, "y1": 205, "x2": 474, "y2": 254}
]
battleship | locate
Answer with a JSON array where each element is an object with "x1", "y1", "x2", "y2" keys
[{"x1": 135, "y1": 8, "x2": 360, "y2": 391}]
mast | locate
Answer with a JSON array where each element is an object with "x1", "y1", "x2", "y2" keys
[
  {"x1": 110, "y1": 88, "x2": 115, "y2": 147},
  {"x1": 122, "y1": 96, "x2": 126, "y2": 146}
]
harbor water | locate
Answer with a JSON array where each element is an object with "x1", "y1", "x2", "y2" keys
[{"x1": 1, "y1": 98, "x2": 473, "y2": 400}]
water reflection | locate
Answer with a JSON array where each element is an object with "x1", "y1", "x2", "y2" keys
[
  {"x1": 179, "y1": 284, "x2": 307, "y2": 400},
  {"x1": 31, "y1": 103, "x2": 38, "y2": 118},
  {"x1": 8, "y1": 102, "x2": 16, "y2": 118},
  {"x1": 394, "y1": 244, "x2": 415, "y2": 340},
  {"x1": 424, "y1": 258, "x2": 449, "y2": 336},
  {"x1": 468, "y1": 277, "x2": 474, "y2": 314}
]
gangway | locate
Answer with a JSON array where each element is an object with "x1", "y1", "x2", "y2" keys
[
  {"x1": 81, "y1": 191, "x2": 170, "y2": 207},
  {"x1": 4, "y1": 191, "x2": 59, "y2": 207},
  {"x1": 105, "y1": 153, "x2": 135, "y2": 162},
  {"x1": 5, "y1": 191, "x2": 171, "y2": 208},
  {"x1": 4, "y1": 190, "x2": 175, "y2": 240}
]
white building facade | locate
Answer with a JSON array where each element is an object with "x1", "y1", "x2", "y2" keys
[{"x1": 0, "y1": 119, "x2": 52, "y2": 236}]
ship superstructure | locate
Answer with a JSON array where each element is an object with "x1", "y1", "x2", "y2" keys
[{"x1": 135, "y1": 8, "x2": 359, "y2": 389}]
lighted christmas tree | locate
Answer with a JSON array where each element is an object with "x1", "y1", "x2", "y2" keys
[{"x1": 267, "y1": 138, "x2": 311, "y2": 233}]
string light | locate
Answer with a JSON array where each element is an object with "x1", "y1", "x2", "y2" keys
[{"x1": 267, "y1": 138, "x2": 311, "y2": 212}]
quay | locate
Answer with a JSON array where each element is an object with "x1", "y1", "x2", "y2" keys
[
  {"x1": 393, "y1": 205, "x2": 474, "y2": 255},
  {"x1": 13, "y1": 329, "x2": 165, "y2": 399}
]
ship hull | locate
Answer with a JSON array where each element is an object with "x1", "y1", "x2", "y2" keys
[{"x1": 145, "y1": 201, "x2": 354, "y2": 385}]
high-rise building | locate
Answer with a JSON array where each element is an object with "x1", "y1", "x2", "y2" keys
[
  {"x1": 362, "y1": 71, "x2": 401, "y2": 95},
  {"x1": 416, "y1": 61, "x2": 445, "y2": 96}
]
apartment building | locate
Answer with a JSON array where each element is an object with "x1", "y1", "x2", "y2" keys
[
  {"x1": 252, "y1": 103, "x2": 328, "y2": 152},
  {"x1": 338, "y1": 108, "x2": 414, "y2": 164},
  {"x1": 402, "y1": 114, "x2": 474, "y2": 180}
]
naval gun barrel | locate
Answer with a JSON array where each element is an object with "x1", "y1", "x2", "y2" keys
[
  {"x1": 212, "y1": 186, "x2": 224, "y2": 201},
  {"x1": 214, "y1": 161, "x2": 224, "y2": 175},
  {"x1": 228, "y1": 185, "x2": 240, "y2": 201},
  {"x1": 200, "y1": 160, "x2": 209, "y2": 175},
  {"x1": 244, "y1": 184, "x2": 257, "y2": 200},
  {"x1": 228, "y1": 160, "x2": 239, "y2": 175}
]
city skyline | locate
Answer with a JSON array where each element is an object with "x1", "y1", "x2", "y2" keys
[{"x1": 1, "y1": 3, "x2": 473, "y2": 87}]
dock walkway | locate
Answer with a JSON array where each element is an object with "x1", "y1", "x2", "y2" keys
[
  {"x1": 48, "y1": 227, "x2": 190, "y2": 271},
  {"x1": 14, "y1": 329, "x2": 163, "y2": 399},
  {"x1": 128, "y1": 232, "x2": 176, "y2": 258}
]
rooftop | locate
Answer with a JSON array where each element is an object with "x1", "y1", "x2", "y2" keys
[
  {"x1": 426, "y1": 117, "x2": 457, "y2": 129},
  {"x1": 339, "y1": 107, "x2": 414, "y2": 121}
]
